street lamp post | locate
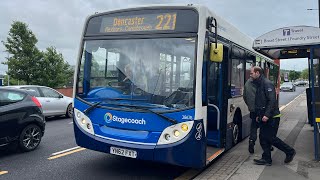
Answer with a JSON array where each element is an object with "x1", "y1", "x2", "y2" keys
[
  {"x1": 307, "y1": 7, "x2": 320, "y2": 27},
  {"x1": 307, "y1": 5, "x2": 320, "y2": 27}
]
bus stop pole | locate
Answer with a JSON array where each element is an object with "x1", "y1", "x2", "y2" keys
[{"x1": 310, "y1": 47, "x2": 319, "y2": 160}]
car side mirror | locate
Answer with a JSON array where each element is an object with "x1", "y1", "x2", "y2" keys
[{"x1": 59, "y1": 94, "x2": 64, "y2": 98}]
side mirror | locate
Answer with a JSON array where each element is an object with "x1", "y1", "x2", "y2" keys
[
  {"x1": 210, "y1": 43, "x2": 223, "y2": 62},
  {"x1": 59, "y1": 94, "x2": 64, "y2": 98}
]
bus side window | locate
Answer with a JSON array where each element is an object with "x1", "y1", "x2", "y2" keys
[
  {"x1": 230, "y1": 46, "x2": 245, "y2": 97},
  {"x1": 245, "y1": 55, "x2": 255, "y2": 81}
]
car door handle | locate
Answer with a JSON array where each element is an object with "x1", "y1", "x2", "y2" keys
[{"x1": 46, "y1": 100, "x2": 50, "y2": 102}]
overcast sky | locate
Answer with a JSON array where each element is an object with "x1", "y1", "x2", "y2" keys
[{"x1": 0, "y1": 0, "x2": 318, "y2": 74}]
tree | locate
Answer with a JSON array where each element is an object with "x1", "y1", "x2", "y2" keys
[
  {"x1": 288, "y1": 70, "x2": 300, "y2": 81},
  {"x1": 2, "y1": 21, "x2": 42, "y2": 84},
  {"x1": 34, "y1": 47, "x2": 74, "y2": 88},
  {"x1": 2, "y1": 21, "x2": 73, "y2": 88},
  {"x1": 301, "y1": 68, "x2": 309, "y2": 80}
]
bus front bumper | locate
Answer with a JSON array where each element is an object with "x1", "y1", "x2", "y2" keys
[{"x1": 74, "y1": 120, "x2": 206, "y2": 168}]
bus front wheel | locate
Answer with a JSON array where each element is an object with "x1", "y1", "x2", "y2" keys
[{"x1": 232, "y1": 115, "x2": 242, "y2": 145}]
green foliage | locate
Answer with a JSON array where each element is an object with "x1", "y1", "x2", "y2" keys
[
  {"x1": 34, "y1": 47, "x2": 74, "y2": 88},
  {"x1": 2, "y1": 21, "x2": 42, "y2": 84},
  {"x1": 301, "y1": 68, "x2": 309, "y2": 80},
  {"x1": 2, "y1": 21, "x2": 74, "y2": 88},
  {"x1": 288, "y1": 70, "x2": 301, "y2": 81}
]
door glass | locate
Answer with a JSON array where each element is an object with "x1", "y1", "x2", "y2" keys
[
  {"x1": 21, "y1": 87, "x2": 41, "y2": 97},
  {"x1": 231, "y1": 59, "x2": 244, "y2": 97},
  {"x1": 40, "y1": 88, "x2": 60, "y2": 98}
]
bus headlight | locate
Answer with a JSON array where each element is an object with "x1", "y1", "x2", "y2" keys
[
  {"x1": 173, "y1": 130, "x2": 180, "y2": 137},
  {"x1": 76, "y1": 111, "x2": 81, "y2": 119},
  {"x1": 157, "y1": 121, "x2": 194, "y2": 145},
  {"x1": 181, "y1": 124, "x2": 188, "y2": 131},
  {"x1": 74, "y1": 108, "x2": 94, "y2": 135}
]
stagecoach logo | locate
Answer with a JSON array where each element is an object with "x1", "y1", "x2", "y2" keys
[
  {"x1": 195, "y1": 123, "x2": 202, "y2": 140},
  {"x1": 104, "y1": 112, "x2": 146, "y2": 125},
  {"x1": 104, "y1": 113, "x2": 113, "y2": 123}
]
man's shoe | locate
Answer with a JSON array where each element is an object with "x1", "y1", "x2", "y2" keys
[
  {"x1": 254, "y1": 158, "x2": 272, "y2": 166},
  {"x1": 270, "y1": 146, "x2": 274, "y2": 151},
  {"x1": 284, "y1": 150, "x2": 296, "y2": 163}
]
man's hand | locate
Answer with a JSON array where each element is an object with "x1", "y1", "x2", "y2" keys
[{"x1": 262, "y1": 116, "x2": 269, "y2": 122}]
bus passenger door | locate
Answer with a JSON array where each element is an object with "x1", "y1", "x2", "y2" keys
[{"x1": 206, "y1": 44, "x2": 229, "y2": 148}]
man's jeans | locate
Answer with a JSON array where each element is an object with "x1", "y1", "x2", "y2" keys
[
  {"x1": 259, "y1": 117, "x2": 295, "y2": 162},
  {"x1": 249, "y1": 112, "x2": 258, "y2": 144}
]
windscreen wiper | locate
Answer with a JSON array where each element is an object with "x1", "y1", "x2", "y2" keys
[
  {"x1": 82, "y1": 97, "x2": 147, "y2": 115},
  {"x1": 111, "y1": 103, "x2": 178, "y2": 125},
  {"x1": 82, "y1": 97, "x2": 119, "y2": 115},
  {"x1": 83, "y1": 98, "x2": 177, "y2": 125},
  {"x1": 83, "y1": 101, "x2": 102, "y2": 115},
  {"x1": 105, "y1": 103, "x2": 178, "y2": 124},
  {"x1": 142, "y1": 107, "x2": 178, "y2": 125}
]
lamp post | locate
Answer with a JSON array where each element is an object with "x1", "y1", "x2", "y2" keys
[{"x1": 307, "y1": 6, "x2": 320, "y2": 27}]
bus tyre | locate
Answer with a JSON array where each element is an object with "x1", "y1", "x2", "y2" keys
[{"x1": 232, "y1": 120, "x2": 242, "y2": 145}]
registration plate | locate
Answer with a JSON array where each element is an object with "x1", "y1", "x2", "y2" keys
[{"x1": 110, "y1": 147, "x2": 137, "y2": 158}]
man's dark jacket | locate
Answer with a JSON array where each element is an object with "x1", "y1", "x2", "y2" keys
[{"x1": 253, "y1": 75, "x2": 280, "y2": 118}]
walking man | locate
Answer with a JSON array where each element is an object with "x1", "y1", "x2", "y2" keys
[
  {"x1": 250, "y1": 66, "x2": 296, "y2": 166},
  {"x1": 243, "y1": 76, "x2": 258, "y2": 154}
]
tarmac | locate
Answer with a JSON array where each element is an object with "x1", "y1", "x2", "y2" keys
[{"x1": 194, "y1": 93, "x2": 320, "y2": 180}]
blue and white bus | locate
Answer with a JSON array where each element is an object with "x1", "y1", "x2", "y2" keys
[{"x1": 73, "y1": 4, "x2": 279, "y2": 168}]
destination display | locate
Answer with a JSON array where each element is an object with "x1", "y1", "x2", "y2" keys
[
  {"x1": 279, "y1": 49, "x2": 309, "y2": 59},
  {"x1": 101, "y1": 13, "x2": 177, "y2": 33},
  {"x1": 85, "y1": 9, "x2": 198, "y2": 35}
]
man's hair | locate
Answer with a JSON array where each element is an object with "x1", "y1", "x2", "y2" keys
[{"x1": 253, "y1": 66, "x2": 263, "y2": 75}]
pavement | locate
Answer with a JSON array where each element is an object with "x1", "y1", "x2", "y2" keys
[{"x1": 195, "y1": 93, "x2": 320, "y2": 180}]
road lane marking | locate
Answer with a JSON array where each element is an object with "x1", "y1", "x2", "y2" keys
[
  {"x1": 280, "y1": 91, "x2": 305, "y2": 112},
  {"x1": 48, "y1": 148, "x2": 86, "y2": 160},
  {"x1": 69, "y1": 121, "x2": 73, "y2": 124},
  {"x1": 0, "y1": 171, "x2": 8, "y2": 175},
  {"x1": 279, "y1": 105, "x2": 286, "y2": 111},
  {"x1": 51, "y1": 146, "x2": 81, "y2": 156}
]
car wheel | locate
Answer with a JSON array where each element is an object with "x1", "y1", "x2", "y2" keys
[
  {"x1": 19, "y1": 124, "x2": 42, "y2": 152},
  {"x1": 66, "y1": 104, "x2": 73, "y2": 118}
]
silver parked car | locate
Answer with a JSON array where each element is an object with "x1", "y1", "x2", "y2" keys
[
  {"x1": 10, "y1": 85, "x2": 73, "y2": 118},
  {"x1": 280, "y1": 82, "x2": 296, "y2": 92}
]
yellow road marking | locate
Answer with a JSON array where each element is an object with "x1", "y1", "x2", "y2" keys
[
  {"x1": 0, "y1": 171, "x2": 8, "y2": 175},
  {"x1": 48, "y1": 148, "x2": 86, "y2": 160}
]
